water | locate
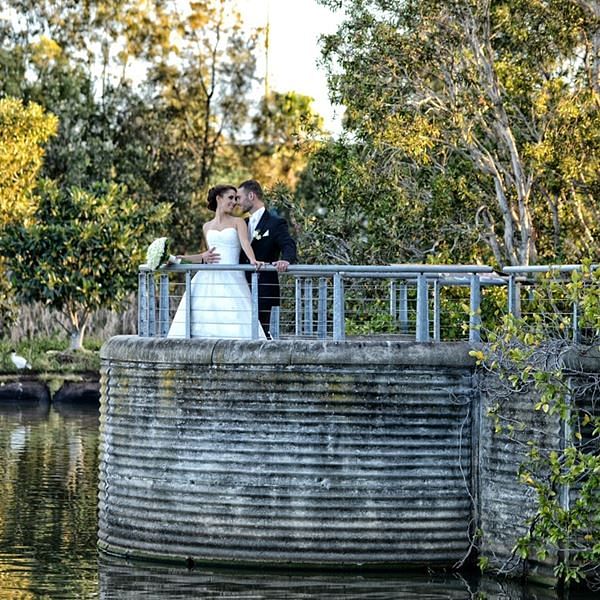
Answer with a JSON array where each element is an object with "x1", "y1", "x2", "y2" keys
[{"x1": 0, "y1": 400, "x2": 594, "y2": 599}]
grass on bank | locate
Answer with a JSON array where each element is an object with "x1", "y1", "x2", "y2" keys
[{"x1": 0, "y1": 336, "x2": 102, "y2": 374}]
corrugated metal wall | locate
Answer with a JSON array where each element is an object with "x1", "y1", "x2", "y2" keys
[{"x1": 98, "y1": 336, "x2": 475, "y2": 568}]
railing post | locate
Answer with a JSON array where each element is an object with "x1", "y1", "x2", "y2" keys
[
  {"x1": 333, "y1": 273, "x2": 345, "y2": 341},
  {"x1": 508, "y1": 274, "x2": 520, "y2": 317},
  {"x1": 295, "y1": 277, "x2": 302, "y2": 337},
  {"x1": 147, "y1": 274, "x2": 156, "y2": 337},
  {"x1": 469, "y1": 273, "x2": 481, "y2": 344},
  {"x1": 184, "y1": 270, "x2": 192, "y2": 339},
  {"x1": 251, "y1": 271, "x2": 259, "y2": 339},
  {"x1": 433, "y1": 279, "x2": 441, "y2": 342},
  {"x1": 270, "y1": 306, "x2": 280, "y2": 340},
  {"x1": 389, "y1": 280, "x2": 397, "y2": 320},
  {"x1": 317, "y1": 277, "x2": 328, "y2": 339},
  {"x1": 416, "y1": 273, "x2": 429, "y2": 342},
  {"x1": 304, "y1": 278, "x2": 314, "y2": 336},
  {"x1": 138, "y1": 271, "x2": 148, "y2": 337},
  {"x1": 158, "y1": 273, "x2": 169, "y2": 337},
  {"x1": 399, "y1": 281, "x2": 408, "y2": 333}
]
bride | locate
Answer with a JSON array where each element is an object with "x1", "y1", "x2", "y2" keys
[{"x1": 167, "y1": 184, "x2": 266, "y2": 339}]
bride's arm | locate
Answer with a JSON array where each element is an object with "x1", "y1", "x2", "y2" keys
[
  {"x1": 176, "y1": 249, "x2": 219, "y2": 263},
  {"x1": 235, "y1": 219, "x2": 261, "y2": 266},
  {"x1": 174, "y1": 225, "x2": 220, "y2": 263}
]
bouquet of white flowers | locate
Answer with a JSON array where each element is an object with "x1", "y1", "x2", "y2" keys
[{"x1": 145, "y1": 237, "x2": 179, "y2": 270}]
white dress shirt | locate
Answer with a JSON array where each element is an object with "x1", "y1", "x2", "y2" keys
[{"x1": 248, "y1": 207, "x2": 265, "y2": 241}]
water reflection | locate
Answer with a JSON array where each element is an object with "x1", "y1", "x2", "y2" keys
[
  {"x1": 0, "y1": 400, "x2": 596, "y2": 599},
  {"x1": 99, "y1": 556, "x2": 475, "y2": 599},
  {"x1": 98, "y1": 556, "x2": 583, "y2": 599},
  {"x1": 0, "y1": 401, "x2": 99, "y2": 599}
]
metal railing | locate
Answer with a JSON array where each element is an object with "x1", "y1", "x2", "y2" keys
[
  {"x1": 138, "y1": 263, "x2": 598, "y2": 343},
  {"x1": 138, "y1": 263, "x2": 507, "y2": 342},
  {"x1": 504, "y1": 264, "x2": 599, "y2": 343}
]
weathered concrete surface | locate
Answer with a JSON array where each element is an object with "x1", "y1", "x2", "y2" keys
[
  {"x1": 98, "y1": 335, "x2": 599, "y2": 579},
  {"x1": 477, "y1": 350, "x2": 600, "y2": 586},
  {"x1": 99, "y1": 336, "x2": 476, "y2": 568}
]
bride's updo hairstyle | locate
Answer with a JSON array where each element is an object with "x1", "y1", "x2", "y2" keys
[{"x1": 207, "y1": 184, "x2": 236, "y2": 211}]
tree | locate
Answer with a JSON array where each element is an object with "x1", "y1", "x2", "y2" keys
[
  {"x1": 0, "y1": 97, "x2": 58, "y2": 226},
  {"x1": 0, "y1": 97, "x2": 58, "y2": 332},
  {"x1": 243, "y1": 91, "x2": 327, "y2": 189},
  {"x1": 317, "y1": 0, "x2": 600, "y2": 266},
  {"x1": 294, "y1": 138, "x2": 486, "y2": 265},
  {"x1": 0, "y1": 0, "x2": 262, "y2": 252},
  {"x1": 0, "y1": 180, "x2": 169, "y2": 350}
]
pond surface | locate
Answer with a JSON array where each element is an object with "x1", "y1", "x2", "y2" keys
[{"x1": 0, "y1": 400, "x2": 593, "y2": 599}]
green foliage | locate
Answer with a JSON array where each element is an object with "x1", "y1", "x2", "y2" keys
[
  {"x1": 473, "y1": 264, "x2": 600, "y2": 589},
  {"x1": 346, "y1": 309, "x2": 398, "y2": 336},
  {"x1": 0, "y1": 336, "x2": 101, "y2": 373},
  {"x1": 0, "y1": 97, "x2": 59, "y2": 331},
  {"x1": 316, "y1": 0, "x2": 600, "y2": 266},
  {"x1": 294, "y1": 138, "x2": 486, "y2": 266},
  {"x1": 0, "y1": 97, "x2": 58, "y2": 225},
  {"x1": 0, "y1": 180, "x2": 169, "y2": 349},
  {"x1": 0, "y1": 0, "x2": 266, "y2": 254},
  {"x1": 244, "y1": 91, "x2": 327, "y2": 189}
]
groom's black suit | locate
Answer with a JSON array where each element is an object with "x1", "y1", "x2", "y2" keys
[{"x1": 240, "y1": 209, "x2": 297, "y2": 336}]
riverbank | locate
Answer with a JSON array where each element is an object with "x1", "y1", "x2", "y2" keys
[
  {"x1": 0, "y1": 371, "x2": 100, "y2": 404},
  {"x1": 0, "y1": 336, "x2": 101, "y2": 402}
]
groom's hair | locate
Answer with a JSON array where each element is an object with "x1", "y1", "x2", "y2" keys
[
  {"x1": 238, "y1": 179, "x2": 263, "y2": 200},
  {"x1": 207, "y1": 184, "x2": 236, "y2": 211}
]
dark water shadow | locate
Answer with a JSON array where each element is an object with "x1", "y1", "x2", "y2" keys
[
  {"x1": 98, "y1": 554, "x2": 598, "y2": 600},
  {"x1": 98, "y1": 556, "x2": 475, "y2": 599},
  {"x1": 0, "y1": 398, "x2": 51, "y2": 422},
  {"x1": 52, "y1": 400, "x2": 99, "y2": 427}
]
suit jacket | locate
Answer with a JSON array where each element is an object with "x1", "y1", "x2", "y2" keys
[{"x1": 240, "y1": 209, "x2": 297, "y2": 309}]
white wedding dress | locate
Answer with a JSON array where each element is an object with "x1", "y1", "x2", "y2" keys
[{"x1": 167, "y1": 228, "x2": 266, "y2": 339}]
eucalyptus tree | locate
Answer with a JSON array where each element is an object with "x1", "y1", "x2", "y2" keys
[
  {"x1": 317, "y1": 0, "x2": 600, "y2": 266},
  {"x1": 134, "y1": 1, "x2": 259, "y2": 184},
  {"x1": 132, "y1": 0, "x2": 262, "y2": 250}
]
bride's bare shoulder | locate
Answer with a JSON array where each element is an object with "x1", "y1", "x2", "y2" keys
[{"x1": 231, "y1": 216, "x2": 246, "y2": 227}]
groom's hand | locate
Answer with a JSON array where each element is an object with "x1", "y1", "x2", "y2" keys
[
  {"x1": 202, "y1": 247, "x2": 220, "y2": 263},
  {"x1": 272, "y1": 260, "x2": 289, "y2": 273}
]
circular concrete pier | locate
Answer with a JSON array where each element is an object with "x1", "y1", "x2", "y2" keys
[{"x1": 98, "y1": 336, "x2": 475, "y2": 568}]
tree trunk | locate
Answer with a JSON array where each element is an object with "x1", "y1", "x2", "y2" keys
[
  {"x1": 67, "y1": 307, "x2": 89, "y2": 351},
  {"x1": 69, "y1": 325, "x2": 87, "y2": 351}
]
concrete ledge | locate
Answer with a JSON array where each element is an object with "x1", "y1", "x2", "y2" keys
[{"x1": 101, "y1": 335, "x2": 476, "y2": 368}]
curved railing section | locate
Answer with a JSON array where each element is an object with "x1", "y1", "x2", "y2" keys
[
  {"x1": 137, "y1": 263, "x2": 597, "y2": 343},
  {"x1": 138, "y1": 263, "x2": 504, "y2": 343}
]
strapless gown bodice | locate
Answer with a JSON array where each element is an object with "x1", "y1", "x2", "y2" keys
[
  {"x1": 167, "y1": 227, "x2": 265, "y2": 339},
  {"x1": 205, "y1": 227, "x2": 241, "y2": 264}
]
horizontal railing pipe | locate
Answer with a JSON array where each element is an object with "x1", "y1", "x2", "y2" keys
[{"x1": 137, "y1": 262, "x2": 596, "y2": 344}]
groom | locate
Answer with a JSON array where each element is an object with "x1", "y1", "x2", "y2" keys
[{"x1": 237, "y1": 179, "x2": 297, "y2": 338}]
